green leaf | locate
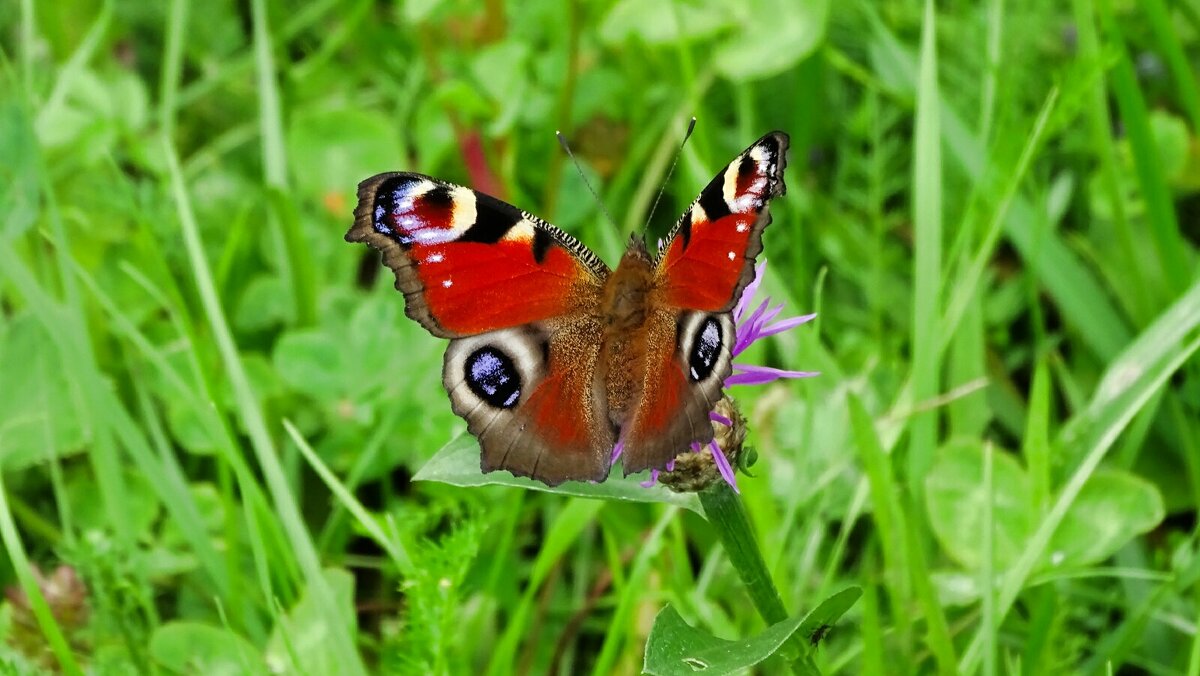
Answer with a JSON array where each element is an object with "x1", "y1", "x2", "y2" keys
[
  {"x1": 714, "y1": 0, "x2": 829, "y2": 81},
  {"x1": 287, "y1": 107, "x2": 401, "y2": 209},
  {"x1": 403, "y1": 0, "x2": 446, "y2": 24},
  {"x1": 68, "y1": 470, "x2": 161, "y2": 537},
  {"x1": 266, "y1": 568, "x2": 357, "y2": 674},
  {"x1": 925, "y1": 440, "x2": 1032, "y2": 571},
  {"x1": 273, "y1": 294, "x2": 441, "y2": 408},
  {"x1": 0, "y1": 316, "x2": 86, "y2": 471},
  {"x1": 1049, "y1": 470, "x2": 1164, "y2": 567},
  {"x1": 413, "y1": 434, "x2": 702, "y2": 514},
  {"x1": 927, "y1": 442, "x2": 1165, "y2": 572},
  {"x1": 643, "y1": 587, "x2": 862, "y2": 675},
  {"x1": 150, "y1": 622, "x2": 266, "y2": 675},
  {"x1": 0, "y1": 99, "x2": 40, "y2": 240},
  {"x1": 958, "y1": 280, "x2": 1200, "y2": 671},
  {"x1": 233, "y1": 274, "x2": 293, "y2": 332},
  {"x1": 599, "y1": 0, "x2": 730, "y2": 45}
]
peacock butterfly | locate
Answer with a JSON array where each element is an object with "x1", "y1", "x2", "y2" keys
[{"x1": 347, "y1": 132, "x2": 789, "y2": 486}]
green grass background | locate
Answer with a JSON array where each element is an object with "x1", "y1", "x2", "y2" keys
[{"x1": 2, "y1": 0, "x2": 1200, "y2": 673}]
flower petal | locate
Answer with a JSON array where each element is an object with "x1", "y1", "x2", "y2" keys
[
  {"x1": 709, "y1": 411, "x2": 733, "y2": 426},
  {"x1": 736, "y1": 296, "x2": 772, "y2": 345},
  {"x1": 759, "y1": 313, "x2": 817, "y2": 337},
  {"x1": 709, "y1": 440, "x2": 739, "y2": 493},
  {"x1": 734, "y1": 261, "x2": 767, "y2": 321},
  {"x1": 610, "y1": 438, "x2": 624, "y2": 465},
  {"x1": 726, "y1": 364, "x2": 821, "y2": 386},
  {"x1": 640, "y1": 469, "x2": 660, "y2": 488}
]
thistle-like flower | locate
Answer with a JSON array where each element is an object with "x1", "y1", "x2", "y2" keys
[{"x1": 626, "y1": 261, "x2": 818, "y2": 493}]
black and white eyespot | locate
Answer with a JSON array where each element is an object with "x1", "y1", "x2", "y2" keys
[
  {"x1": 677, "y1": 312, "x2": 734, "y2": 383},
  {"x1": 464, "y1": 347, "x2": 521, "y2": 408},
  {"x1": 444, "y1": 327, "x2": 548, "y2": 412}
]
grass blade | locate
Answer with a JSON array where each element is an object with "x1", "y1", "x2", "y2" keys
[
  {"x1": 959, "y1": 279, "x2": 1200, "y2": 670},
  {"x1": 1095, "y1": 0, "x2": 1191, "y2": 295},
  {"x1": 164, "y1": 136, "x2": 366, "y2": 674},
  {"x1": 908, "y1": 0, "x2": 943, "y2": 488}
]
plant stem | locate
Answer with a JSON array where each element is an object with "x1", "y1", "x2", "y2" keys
[
  {"x1": 700, "y1": 481, "x2": 813, "y2": 672},
  {"x1": 700, "y1": 482, "x2": 788, "y2": 622}
]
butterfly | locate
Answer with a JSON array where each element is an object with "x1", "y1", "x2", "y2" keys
[{"x1": 347, "y1": 132, "x2": 789, "y2": 486}]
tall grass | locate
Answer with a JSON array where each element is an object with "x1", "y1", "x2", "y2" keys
[{"x1": 1, "y1": 0, "x2": 1198, "y2": 673}]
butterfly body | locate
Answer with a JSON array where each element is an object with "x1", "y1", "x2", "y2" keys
[{"x1": 348, "y1": 132, "x2": 789, "y2": 486}]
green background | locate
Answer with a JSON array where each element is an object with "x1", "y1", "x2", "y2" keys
[{"x1": 1, "y1": 0, "x2": 1199, "y2": 673}]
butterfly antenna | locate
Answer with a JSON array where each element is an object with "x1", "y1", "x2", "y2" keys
[
  {"x1": 556, "y1": 130, "x2": 618, "y2": 230},
  {"x1": 644, "y1": 116, "x2": 697, "y2": 232}
]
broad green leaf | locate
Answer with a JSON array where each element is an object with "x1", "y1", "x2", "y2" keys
[
  {"x1": 68, "y1": 470, "x2": 161, "y2": 537},
  {"x1": 414, "y1": 434, "x2": 703, "y2": 514},
  {"x1": 266, "y1": 568, "x2": 357, "y2": 675},
  {"x1": 403, "y1": 0, "x2": 446, "y2": 23},
  {"x1": 273, "y1": 295, "x2": 441, "y2": 409},
  {"x1": 1049, "y1": 470, "x2": 1164, "y2": 568},
  {"x1": 927, "y1": 443, "x2": 1165, "y2": 572},
  {"x1": 715, "y1": 0, "x2": 829, "y2": 81},
  {"x1": 925, "y1": 440, "x2": 1032, "y2": 570},
  {"x1": 0, "y1": 316, "x2": 86, "y2": 471},
  {"x1": 599, "y1": 0, "x2": 730, "y2": 45},
  {"x1": 959, "y1": 283, "x2": 1200, "y2": 670},
  {"x1": 1147, "y1": 111, "x2": 1189, "y2": 185},
  {"x1": 470, "y1": 42, "x2": 531, "y2": 135},
  {"x1": 287, "y1": 107, "x2": 402, "y2": 210},
  {"x1": 150, "y1": 622, "x2": 266, "y2": 675},
  {"x1": 643, "y1": 587, "x2": 861, "y2": 675},
  {"x1": 233, "y1": 274, "x2": 293, "y2": 332}
]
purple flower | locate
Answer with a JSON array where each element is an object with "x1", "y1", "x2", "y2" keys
[{"x1": 632, "y1": 260, "x2": 818, "y2": 493}]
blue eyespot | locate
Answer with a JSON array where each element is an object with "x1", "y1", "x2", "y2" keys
[{"x1": 465, "y1": 347, "x2": 521, "y2": 409}]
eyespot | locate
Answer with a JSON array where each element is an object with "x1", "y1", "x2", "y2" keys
[
  {"x1": 676, "y1": 313, "x2": 729, "y2": 384},
  {"x1": 444, "y1": 327, "x2": 548, "y2": 415},
  {"x1": 687, "y1": 317, "x2": 723, "y2": 382},
  {"x1": 464, "y1": 346, "x2": 521, "y2": 409}
]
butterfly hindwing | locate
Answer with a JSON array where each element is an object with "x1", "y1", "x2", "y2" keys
[
  {"x1": 349, "y1": 174, "x2": 614, "y2": 484},
  {"x1": 442, "y1": 319, "x2": 614, "y2": 485},
  {"x1": 620, "y1": 310, "x2": 735, "y2": 474}
]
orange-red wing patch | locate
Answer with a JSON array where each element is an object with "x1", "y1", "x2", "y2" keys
[
  {"x1": 348, "y1": 172, "x2": 609, "y2": 338},
  {"x1": 415, "y1": 240, "x2": 593, "y2": 335},
  {"x1": 520, "y1": 365, "x2": 595, "y2": 452},
  {"x1": 654, "y1": 132, "x2": 789, "y2": 313},
  {"x1": 655, "y1": 212, "x2": 761, "y2": 311}
]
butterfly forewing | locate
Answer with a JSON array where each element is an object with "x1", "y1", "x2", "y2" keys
[
  {"x1": 349, "y1": 172, "x2": 609, "y2": 338},
  {"x1": 653, "y1": 132, "x2": 789, "y2": 312}
]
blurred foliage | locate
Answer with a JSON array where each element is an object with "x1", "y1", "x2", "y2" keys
[{"x1": 1, "y1": 0, "x2": 1200, "y2": 673}]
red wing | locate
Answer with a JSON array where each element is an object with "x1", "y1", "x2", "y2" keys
[
  {"x1": 653, "y1": 132, "x2": 788, "y2": 312},
  {"x1": 348, "y1": 173, "x2": 609, "y2": 338}
]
